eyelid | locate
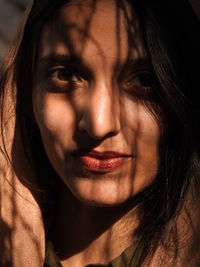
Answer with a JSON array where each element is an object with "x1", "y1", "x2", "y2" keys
[
  {"x1": 46, "y1": 65, "x2": 81, "y2": 80},
  {"x1": 119, "y1": 59, "x2": 153, "y2": 78},
  {"x1": 44, "y1": 65, "x2": 89, "y2": 93},
  {"x1": 38, "y1": 55, "x2": 92, "y2": 80},
  {"x1": 47, "y1": 65, "x2": 65, "y2": 75},
  {"x1": 123, "y1": 69, "x2": 154, "y2": 82},
  {"x1": 127, "y1": 69, "x2": 149, "y2": 77},
  {"x1": 47, "y1": 64, "x2": 91, "y2": 83},
  {"x1": 47, "y1": 65, "x2": 73, "y2": 74},
  {"x1": 121, "y1": 69, "x2": 155, "y2": 97}
]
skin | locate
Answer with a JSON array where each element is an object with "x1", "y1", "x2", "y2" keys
[
  {"x1": 33, "y1": 0, "x2": 159, "y2": 207},
  {"x1": 32, "y1": 0, "x2": 160, "y2": 265}
]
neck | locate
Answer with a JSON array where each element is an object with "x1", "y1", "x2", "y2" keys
[{"x1": 50, "y1": 183, "x2": 139, "y2": 267}]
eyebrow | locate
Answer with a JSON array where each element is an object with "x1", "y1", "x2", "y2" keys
[
  {"x1": 126, "y1": 58, "x2": 152, "y2": 70},
  {"x1": 38, "y1": 54, "x2": 83, "y2": 65},
  {"x1": 37, "y1": 53, "x2": 152, "y2": 73}
]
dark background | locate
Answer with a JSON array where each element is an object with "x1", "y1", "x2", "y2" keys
[{"x1": 0, "y1": 0, "x2": 28, "y2": 64}]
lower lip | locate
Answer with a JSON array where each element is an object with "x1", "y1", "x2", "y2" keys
[{"x1": 79, "y1": 156, "x2": 127, "y2": 172}]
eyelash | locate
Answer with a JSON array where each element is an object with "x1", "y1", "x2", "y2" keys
[
  {"x1": 46, "y1": 66, "x2": 154, "y2": 98},
  {"x1": 123, "y1": 71, "x2": 154, "y2": 89},
  {"x1": 48, "y1": 67, "x2": 82, "y2": 83}
]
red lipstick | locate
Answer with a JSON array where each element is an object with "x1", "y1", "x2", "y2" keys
[{"x1": 77, "y1": 150, "x2": 131, "y2": 172}]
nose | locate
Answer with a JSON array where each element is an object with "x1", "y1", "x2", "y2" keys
[{"x1": 78, "y1": 81, "x2": 121, "y2": 140}]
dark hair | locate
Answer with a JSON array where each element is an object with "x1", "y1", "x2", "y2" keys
[
  {"x1": 131, "y1": 1, "x2": 200, "y2": 264},
  {"x1": 0, "y1": 0, "x2": 200, "y2": 265}
]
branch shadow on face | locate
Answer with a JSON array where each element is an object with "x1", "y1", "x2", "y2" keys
[{"x1": 4, "y1": 0, "x2": 164, "y2": 264}]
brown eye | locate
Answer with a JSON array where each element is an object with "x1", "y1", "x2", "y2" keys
[
  {"x1": 137, "y1": 72, "x2": 154, "y2": 87},
  {"x1": 121, "y1": 70, "x2": 156, "y2": 100},
  {"x1": 45, "y1": 66, "x2": 87, "y2": 93},
  {"x1": 49, "y1": 67, "x2": 81, "y2": 82},
  {"x1": 124, "y1": 72, "x2": 154, "y2": 89}
]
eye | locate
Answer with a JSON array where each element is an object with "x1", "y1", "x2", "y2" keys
[
  {"x1": 123, "y1": 71, "x2": 154, "y2": 90},
  {"x1": 46, "y1": 66, "x2": 87, "y2": 92},
  {"x1": 48, "y1": 67, "x2": 82, "y2": 83}
]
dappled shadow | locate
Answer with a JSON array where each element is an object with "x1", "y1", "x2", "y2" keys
[
  {"x1": 0, "y1": 0, "x2": 200, "y2": 266},
  {"x1": 31, "y1": 1, "x2": 160, "y2": 264}
]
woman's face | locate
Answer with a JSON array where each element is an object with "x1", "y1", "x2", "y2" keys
[{"x1": 32, "y1": 0, "x2": 160, "y2": 206}]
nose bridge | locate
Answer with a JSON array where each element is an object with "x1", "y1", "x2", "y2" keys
[{"x1": 81, "y1": 79, "x2": 121, "y2": 139}]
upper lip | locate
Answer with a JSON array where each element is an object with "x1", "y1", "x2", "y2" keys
[{"x1": 73, "y1": 150, "x2": 132, "y2": 159}]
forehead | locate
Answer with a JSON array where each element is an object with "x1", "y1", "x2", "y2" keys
[{"x1": 38, "y1": 0, "x2": 145, "y2": 64}]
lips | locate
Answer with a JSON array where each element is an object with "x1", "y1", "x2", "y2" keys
[{"x1": 74, "y1": 150, "x2": 131, "y2": 172}]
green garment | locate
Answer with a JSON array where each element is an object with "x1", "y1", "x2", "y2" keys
[{"x1": 44, "y1": 240, "x2": 142, "y2": 267}]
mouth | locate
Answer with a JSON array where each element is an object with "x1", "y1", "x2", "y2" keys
[{"x1": 72, "y1": 150, "x2": 132, "y2": 172}]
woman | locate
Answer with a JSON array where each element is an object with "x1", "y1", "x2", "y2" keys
[{"x1": 0, "y1": 0, "x2": 200, "y2": 266}]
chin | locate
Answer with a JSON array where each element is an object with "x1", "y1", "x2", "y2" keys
[
  {"x1": 76, "y1": 195, "x2": 128, "y2": 207},
  {"x1": 69, "y1": 181, "x2": 135, "y2": 208},
  {"x1": 61, "y1": 169, "x2": 155, "y2": 208}
]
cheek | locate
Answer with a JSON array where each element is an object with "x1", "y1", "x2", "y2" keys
[
  {"x1": 123, "y1": 99, "x2": 160, "y2": 145},
  {"x1": 138, "y1": 110, "x2": 160, "y2": 145},
  {"x1": 136, "y1": 107, "x2": 160, "y2": 181},
  {"x1": 123, "y1": 100, "x2": 160, "y2": 180},
  {"x1": 32, "y1": 91, "x2": 76, "y2": 149}
]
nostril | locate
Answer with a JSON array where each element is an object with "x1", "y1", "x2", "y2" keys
[{"x1": 78, "y1": 107, "x2": 121, "y2": 140}]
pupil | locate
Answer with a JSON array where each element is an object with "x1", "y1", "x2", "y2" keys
[
  {"x1": 59, "y1": 70, "x2": 73, "y2": 81},
  {"x1": 140, "y1": 74, "x2": 153, "y2": 87}
]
